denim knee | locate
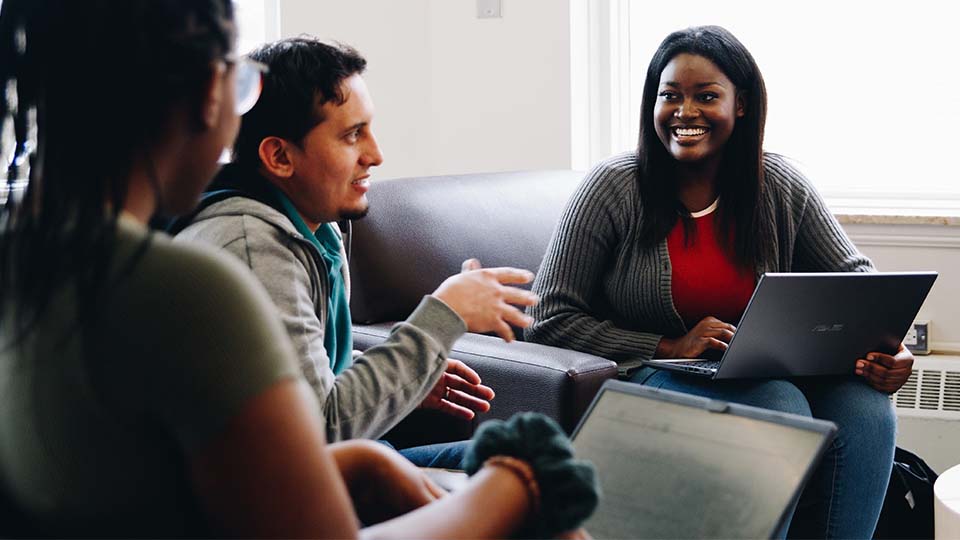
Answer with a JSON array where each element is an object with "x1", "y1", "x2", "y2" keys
[
  {"x1": 398, "y1": 440, "x2": 470, "y2": 469},
  {"x1": 738, "y1": 379, "x2": 812, "y2": 417},
  {"x1": 633, "y1": 370, "x2": 813, "y2": 418},
  {"x1": 789, "y1": 378, "x2": 897, "y2": 539},
  {"x1": 796, "y1": 377, "x2": 896, "y2": 448},
  {"x1": 825, "y1": 380, "x2": 896, "y2": 452}
]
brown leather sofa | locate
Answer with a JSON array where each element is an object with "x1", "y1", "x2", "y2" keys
[{"x1": 347, "y1": 170, "x2": 619, "y2": 446}]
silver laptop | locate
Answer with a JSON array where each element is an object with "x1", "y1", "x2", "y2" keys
[
  {"x1": 571, "y1": 380, "x2": 837, "y2": 539},
  {"x1": 647, "y1": 271, "x2": 937, "y2": 379}
]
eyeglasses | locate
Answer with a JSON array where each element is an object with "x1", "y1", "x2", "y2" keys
[{"x1": 224, "y1": 54, "x2": 268, "y2": 116}]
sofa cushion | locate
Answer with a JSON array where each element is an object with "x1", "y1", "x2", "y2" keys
[
  {"x1": 347, "y1": 169, "x2": 619, "y2": 435},
  {"x1": 354, "y1": 323, "x2": 619, "y2": 433},
  {"x1": 349, "y1": 170, "x2": 585, "y2": 327}
]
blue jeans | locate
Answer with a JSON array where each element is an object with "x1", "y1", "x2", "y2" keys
[
  {"x1": 377, "y1": 439, "x2": 470, "y2": 469},
  {"x1": 630, "y1": 367, "x2": 896, "y2": 539}
]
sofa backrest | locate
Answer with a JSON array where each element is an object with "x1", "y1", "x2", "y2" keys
[{"x1": 349, "y1": 170, "x2": 585, "y2": 327}]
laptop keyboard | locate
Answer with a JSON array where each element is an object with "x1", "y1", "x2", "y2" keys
[{"x1": 670, "y1": 360, "x2": 720, "y2": 374}]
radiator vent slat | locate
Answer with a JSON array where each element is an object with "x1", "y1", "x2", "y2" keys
[
  {"x1": 892, "y1": 359, "x2": 960, "y2": 419},
  {"x1": 919, "y1": 370, "x2": 942, "y2": 410},
  {"x1": 943, "y1": 372, "x2": 960, "y2": 412},
  {"x1": 895, "y1": 372, "x2": 919, "y2": 409}
]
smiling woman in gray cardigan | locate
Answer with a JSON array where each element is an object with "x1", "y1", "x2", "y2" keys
[
  {"x1": 526, "y1": 26, "x2": 912, "y2": 539},
  {"x1": 525, "y1": 151, "x2": 873, "y2": 367}
]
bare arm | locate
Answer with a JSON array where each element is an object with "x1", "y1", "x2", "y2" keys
[
  {"x1": 190, "y1": 383, "x2": 534, "y2": 539},
  {"x1": 328, "y1": 440, "x2": 445, "y2": 525},
  {"x1": 190, "y1": 380, "x2": 360, "y2": 539},
  {"x1": 360, "y1": 465, "x2": 531, "y2": 540},
  {"x1": 162, "y1": 236, "x2": 534, "y2": 538}
]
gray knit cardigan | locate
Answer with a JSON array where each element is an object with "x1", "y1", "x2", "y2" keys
[{"x1": 524, "y1": 152, "x2": 873, "y2": 367}]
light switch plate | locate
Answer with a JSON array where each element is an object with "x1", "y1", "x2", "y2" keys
[{"x1": 477, "y1": 0, "x2": 502, "y2": 18}]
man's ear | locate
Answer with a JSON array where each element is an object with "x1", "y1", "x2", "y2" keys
[
  {"x1": 201, "y1": 62, "x2": 228, "y2": 129},
  {"x1": 736, "y1": 92, "x2": 746, "y2": 118},
  {"x1": 258, "y1": 137, "x2": 296, "y2": 179}
]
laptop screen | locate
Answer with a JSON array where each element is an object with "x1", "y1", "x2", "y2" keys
[{"x1": 572, "y1": 383, "x2": 833, "y2": 539}]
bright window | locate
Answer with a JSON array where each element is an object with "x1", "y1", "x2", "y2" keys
[
  {"x1": 234, "y1": 0, "x2": 278, "y2": 55},
  {"x1": 595, "y1": 0, "x2": 960, "y2": 204}
]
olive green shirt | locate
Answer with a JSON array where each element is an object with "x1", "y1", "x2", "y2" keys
[{"x1": 0, "y1": 215, "x2": 299, "y2": 536}]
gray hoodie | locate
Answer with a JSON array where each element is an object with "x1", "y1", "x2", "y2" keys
[{"x1": 176, "y1": 196, "x2": 465, "y2": 441}]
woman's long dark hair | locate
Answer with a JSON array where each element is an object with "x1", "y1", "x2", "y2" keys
[
  {"x1": 636, "y1": 25, "x2": 773, "y2": 270},
  {"x1": 0, "y1": 0, "x2": 235, "y2": 335}
]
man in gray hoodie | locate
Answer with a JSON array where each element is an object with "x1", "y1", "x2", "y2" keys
[{"x1": 174, "y1": 38, "x2": 537, "y2": 468}]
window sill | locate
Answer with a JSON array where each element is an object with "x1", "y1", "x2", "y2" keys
[
  {"x1": 827, "y1": 197, "x2": 960, "y2": 226},
  {"x1": 920, "y1": 352, "x2": 960, "y2": 361},
  {"x1": 835, "y1": 212, "x2": 960, "y2": 227}
]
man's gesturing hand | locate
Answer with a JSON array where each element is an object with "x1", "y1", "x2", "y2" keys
[
  {"x1": 420, "y1": 358, "x2": 495, "y2": 420},
  {"x1": 433, "y1": 258, "x2": 539, "y2": 342}
]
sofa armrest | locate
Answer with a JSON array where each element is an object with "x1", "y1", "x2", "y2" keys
[{"x1": 353, "y1": 323, "x2": 618, "y2": 437}]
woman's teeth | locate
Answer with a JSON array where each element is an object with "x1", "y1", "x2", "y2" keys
[{"x1": 674, "y1": 127, "x2": 707, "y2": 137}]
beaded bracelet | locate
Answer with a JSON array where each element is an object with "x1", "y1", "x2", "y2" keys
[{"x1": 485, "y1": 455, "x2": 542, "y2": 516}]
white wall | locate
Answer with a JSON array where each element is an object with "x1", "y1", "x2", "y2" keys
[
  {"x1": 278, "y1": 0, "x2": 573, "y2": 180},
  {"x1": 896, "y1": 417, "x2": 960, "y2": 474},
  {"x1": 277, "y1": 0, "x2": 431, "y2": 180},
  {"x1": 275, "y1": 1, "x2": 960, "y2": 350},
  {"x1": 846, "y1": 223, "x2": 960, "y2": 352}
]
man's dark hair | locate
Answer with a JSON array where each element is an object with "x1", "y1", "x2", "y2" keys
[{"x1": 233, "y1": 37, "x2": 367, "y2": 170}]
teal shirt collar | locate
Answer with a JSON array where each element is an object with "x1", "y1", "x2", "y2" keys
[{"x1": 270, "y1": 186, "x2": 353, "y2": 375}]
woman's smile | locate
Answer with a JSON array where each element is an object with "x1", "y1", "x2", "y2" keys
[
  {"x1": 671, "y1": 125, "x2": 711, "y2": 144},
  {"x1": 653, "y1": 53, "x2": 744, "y2": 164}
]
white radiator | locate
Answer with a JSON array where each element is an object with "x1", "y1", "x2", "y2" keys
[
  {"x1": 891, "y1": 355, "x2": 960, "y2": 473},
  {"x1": 891, "y1": 355, "x2": 960, "y2": 419}
]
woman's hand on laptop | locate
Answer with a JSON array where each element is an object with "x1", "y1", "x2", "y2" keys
[
  {"x1": 855, "y1": 343, "x2": 915, "y2": 393},
  {"x1": 655, "y1": 316, "x2": 736, "y2": 358}
]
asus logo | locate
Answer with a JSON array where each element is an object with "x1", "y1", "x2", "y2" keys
[{"x1": 811, "y1": 324, "x2": 844, "y2": 333}]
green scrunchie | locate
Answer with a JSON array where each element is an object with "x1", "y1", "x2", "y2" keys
[{"x1": 463, "y1": 412, "x2": 600, "y2": 539}]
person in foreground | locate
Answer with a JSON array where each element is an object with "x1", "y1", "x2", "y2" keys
[
  {"x1": 526, "y1": 25, "x2": 911, "y2": 539},
  {"x1": 173, "y1": 37, "x2": 537, "y2": 468},
  {"x1": 0, "y1": 0, "x2": 597, "y2": 537}
]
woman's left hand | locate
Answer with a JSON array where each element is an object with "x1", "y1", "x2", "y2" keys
[{"x1": 855, "y1": 343, "x2": 914, "y2": 394}]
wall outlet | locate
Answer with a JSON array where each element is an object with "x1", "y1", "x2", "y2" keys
[{"x1": 904, "y1": 319, "x2": 931, "y2": 355}]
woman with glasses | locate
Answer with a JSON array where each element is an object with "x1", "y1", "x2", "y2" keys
[{"x1": 0, "y1": 0, "x2": 595, "y2": 537}]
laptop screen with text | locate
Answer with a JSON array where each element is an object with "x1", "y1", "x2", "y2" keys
[{"x1": 572, "y1": 382, "x2": 834, "y2": 539}]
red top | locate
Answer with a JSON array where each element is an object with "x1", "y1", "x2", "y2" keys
[{"x1": 667, "y1": 203, "x2": 755, "y2": 329}]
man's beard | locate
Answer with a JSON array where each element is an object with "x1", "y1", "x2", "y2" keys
[{"x1": 339, "y1": 205, "x2": 370, "y2": 221}]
